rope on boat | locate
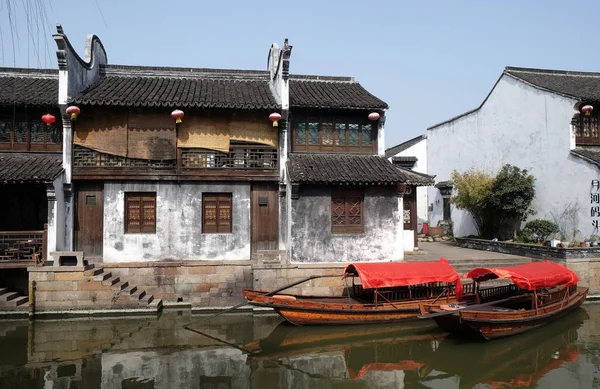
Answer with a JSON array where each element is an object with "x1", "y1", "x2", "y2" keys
[{"x1": 182, "y1": 274, "x2": 336, "y2": 331}]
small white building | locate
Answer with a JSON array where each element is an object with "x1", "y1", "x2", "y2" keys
[
  {"x1": 428, "y1": 66, "x2": 600, "y2": 241},
  {"x1": 386, "y1": 135, "x2": 434, "y2": 250}
]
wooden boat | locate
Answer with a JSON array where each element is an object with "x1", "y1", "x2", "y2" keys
[
  {"x1": 244, "y1": 320, "x2": 444, "y2": 361},
  {"x1": 244, "y1": 259, "x2": 468, "y2": 325},
  {"x1": 427, "y1": 307, "x2": 586, "y2": 387},
  {"x1": 243, "y1": 259, "x2": 518, "y2": 326},
  {"x1": 422, "y1": 260, "x2": 588, "y2": 340}
]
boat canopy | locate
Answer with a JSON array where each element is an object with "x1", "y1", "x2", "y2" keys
[
  {"x1": 343, "y1": 258, "x2": 463, "y2": 298},
  {"x1": 465, "y1": 260, "x2": 579, "y2": 290}
]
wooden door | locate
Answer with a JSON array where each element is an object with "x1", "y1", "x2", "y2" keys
[
  {"x1": 251, "y1": 183, "x2": 279, "y2": 253},
  {"x1": 75, "y1": 182, "x2": 104, "y2": 257}
]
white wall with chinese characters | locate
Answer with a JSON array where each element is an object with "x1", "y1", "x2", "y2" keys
[{"x1": 428, "y1": 73, "x2": 600, "y2": 240}]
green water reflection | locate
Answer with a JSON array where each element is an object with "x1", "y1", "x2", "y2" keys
[{"x1": 1, "y1": 303, "x2": 600, "y2": 388}]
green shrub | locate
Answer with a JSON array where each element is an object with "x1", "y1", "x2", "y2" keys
[{"x1": 516, "y1": 219, "x2": 558, "y2": 244}]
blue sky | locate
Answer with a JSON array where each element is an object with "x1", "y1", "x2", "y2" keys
[{"x1": 2, "y1": 0, "x2": 599, "y2": 148}]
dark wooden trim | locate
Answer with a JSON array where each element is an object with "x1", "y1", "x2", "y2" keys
[{"x1": 73, "y1": 172, "x2": 279, "y2": 181}]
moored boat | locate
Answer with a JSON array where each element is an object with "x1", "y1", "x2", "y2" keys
[
  {"x1": 423, "y1": 260, "x2": 588, "y2": 340},
  {"x1": 243, "y1": 259, "x2": 518, "y2": 326}
]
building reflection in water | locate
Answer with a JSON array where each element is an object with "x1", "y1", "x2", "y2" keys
[{"x1": 0, "y1": 306, "x2": 593, "y2": 389}]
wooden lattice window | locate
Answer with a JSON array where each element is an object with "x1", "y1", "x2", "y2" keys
[
  {"x1": 125, "y1": 193, "x2": 156, "y2": 233},
  {"x1": 576, "y1": 110, "x2": 600, "y2": 145},
  {"x1": 292, "y1": 115, "x2": 376, "y2": 153},
  {"x1": 331, "y1": 189, "x2": 364, "y2": 234},
  {"x1": 203, "y1": 193, "x2": 232, "y2": 233}
]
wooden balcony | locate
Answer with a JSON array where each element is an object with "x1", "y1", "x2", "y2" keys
[
  {"x1": 72, "y1": 145, "x2": 279, "y2": 181},
  {"x1": 0, "y1": 227, "x2": 47, "y2": 269}
]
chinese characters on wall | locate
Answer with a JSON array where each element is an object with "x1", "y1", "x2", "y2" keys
[{"x1": 592, "y1": 179, "x2": 600, "y2": 231}]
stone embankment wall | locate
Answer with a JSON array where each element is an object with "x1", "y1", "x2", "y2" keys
[{"x1": 102, "y1": 261, "x2": 253, "y2": 307}]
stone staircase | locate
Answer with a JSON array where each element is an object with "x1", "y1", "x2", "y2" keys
[
  {"x1": 0, "y1": 287, "x2": 28, "y2": 310},
  {"x1": 89, "y1": 266, "x2": 161, "y2": 309}
]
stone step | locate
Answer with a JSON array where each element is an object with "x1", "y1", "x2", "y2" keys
[
  {"x1": 93, "y1": 272, "x2": 112, "y2": 281},
  {"x1": 122, "y1": 285, "x2": 138, "y2": 295},
  {"x1": 131, "y1": 290, "x2": 146, "y2": 301},
  {"x1": 0, "y1": 288, "x2": 7, "y2": 296},
  {"x1": 102, "y1": 276, "x2": 120, "y2": 286},
  {"x1": 140, "y1": 294, "x2": 154, "y2": 305},
  {"x1": 13, "y1": 296, "x2": 28, "y2": 306},
  {"x1": 111, "y1": 281, "x2": 129, "y2": 291},
  {"x1": 1, "y1": 292, "x2": 19, "y2": 302},
  {"x1": 148, "y1": 299, "x2": 162, "y2": 310}
]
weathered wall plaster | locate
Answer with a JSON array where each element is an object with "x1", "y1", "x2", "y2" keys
[
  {"x1": 103, "y1": 181, "x2": 251, "y2": 262},
  {"x1": 290, "y1": 186, "x2": 403, "y2": 262}
]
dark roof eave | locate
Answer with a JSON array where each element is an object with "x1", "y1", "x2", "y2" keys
[{"x1": 68, "y1": 99, "x2": 281, "y2": 110}]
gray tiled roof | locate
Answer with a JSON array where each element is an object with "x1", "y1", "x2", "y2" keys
[
  {"x1": 71, "y1": 65, "x2": 388, "y2": 111},
  {"x1": 290, "y1": 75, "x2": 388, "y2": 110},
  {"x1": 0, "y1": 153, "x2": 63, "y2": 183},
  {"x1": 505, "y1": 67, "x2": 600, "y2": 102},
  {"x1": 70, "y1": 65, "x2": 279, "y2": 110},
  {"x1": 0, "y1": 68, "x2": 58, "y2": 106},
  {"x1": 385, "y1": 135, "x2": 426, "y2": 158},
  {"x1": 287, "y1": 153, "x2": 433, "y2": 185},
  {"x1": 571, "y1": 148, "x2": 600, "y2": 168}
]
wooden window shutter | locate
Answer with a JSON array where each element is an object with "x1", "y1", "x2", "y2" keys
[
  {"x1": 331, "y1": 189, "x2": 364, "y2": 234},
  {"x1": 125, "y1": 193, "x2": 156, "y2": 233},
  {"x1": 203, "y1": 193, "x2": 232, "y2": 233}
]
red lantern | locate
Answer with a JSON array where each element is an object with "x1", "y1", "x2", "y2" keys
[
  {"x1": 582, "y1": 105, "x2": 594, "y2": 116},
  {"x1": 269, "y1": 112, "x2": 282, "y2": 127},
  {"x1": 66, "y1": 106, "x2": 80, "y2": 121},
  {"x1": 171, "y1": 109, "x2": 184, "y2": 124},
  {"x1": 41, "y1": 114, "x2": 56, "y2": 126},
  {"x1": 368, "y1": 112, "x2": 380, "y2": 121}
]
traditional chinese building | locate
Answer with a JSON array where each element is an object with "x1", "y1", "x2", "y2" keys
[{"x1": 428, "y1": 66, "x2": 600, "y2": 241}]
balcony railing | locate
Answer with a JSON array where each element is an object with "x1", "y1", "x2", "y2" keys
[
  {"x1": 0, "y1": 226, "x2": 47, "y2": 268},
  {"x1": 73, "y1": 145, "x2": 278, "y2": 171}
]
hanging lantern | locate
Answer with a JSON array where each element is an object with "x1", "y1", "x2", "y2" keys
[
  {"x1": 269, "y1": 112, "x2": 282, "y2": 127},
  {"x1": 171, "y1": 109, "x2": 184, "y2": 124},
  {"x1": 368, "y1": 112, "x2": 380, "y2": 121},
  {"x1": 41, "y1": 113, "x2": 56, "y2": 126},
  {"x1": 66, "y1": 105, "x2": 80, "y2": 121},
  {"x1": 582, "y1": 105, "x2": 594, "y2": 116}
]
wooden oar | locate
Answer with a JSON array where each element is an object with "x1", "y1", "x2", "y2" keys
[
  {"x1": 183, "y1": 274, "x2": 337, "y2": 330},
  {"x1": 417, "y1": 294, "x2": 528, "y2": 319}
]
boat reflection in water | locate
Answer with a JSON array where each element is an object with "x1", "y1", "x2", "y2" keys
[
  {"x1": 247, "y1": 307, "x2": 588, "y2": 388},
  {"x1": 0, "y1": 305, "x2": 591, "y2": 389}
]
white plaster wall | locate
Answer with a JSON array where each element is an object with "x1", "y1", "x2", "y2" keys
[
  {"x1": 101, "y1": 348, "x2": 250, "y2": 389},
  {"x1": 402, "y1": 230, "x2": 414, "y2": 251},
  {"x1": 427, "y1": 74, "x2": 599, "y2": 240},
  {"x1": 388, "y1": 138, "x2": 427, "y2": 251},
  {"x1": 103, "y1": 181, "x2": 251, "y2": 262}
]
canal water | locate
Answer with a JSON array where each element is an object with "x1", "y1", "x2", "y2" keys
[{"x1": 1, "y1": 303, "x2": 600, "y2": 389}]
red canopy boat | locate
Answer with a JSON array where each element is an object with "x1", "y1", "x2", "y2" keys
[
  {"x1": 243, "y1": 259, "x2": 520, "y2": 326},
  {"x1": 423, "y1": 260, "x2": 588, "y2": 340}
]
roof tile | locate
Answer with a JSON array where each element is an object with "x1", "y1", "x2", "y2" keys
[
  {"x1": 0, "y1": 153, "x2": 63, "y2": 183},
  {"x1": 290, "y1": 77, "x2": 388, "y2": 110},
  {"x1": 0, "y1": 68, "x2": 58, "y2": 106},
  {"x1": 287, "y1": 153, "x2": 433, "y2": 185}
]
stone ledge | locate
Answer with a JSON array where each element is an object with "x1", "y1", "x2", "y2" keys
[
  {"x1": 456, "y1": 237, "x2": 600, "y2": 260},
  {"x1": 28, "y1": 265, "x2": 93, "y2": 272},
  {"x1": 101, "y1": 260, "x2": 252, "y2": 268}
]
